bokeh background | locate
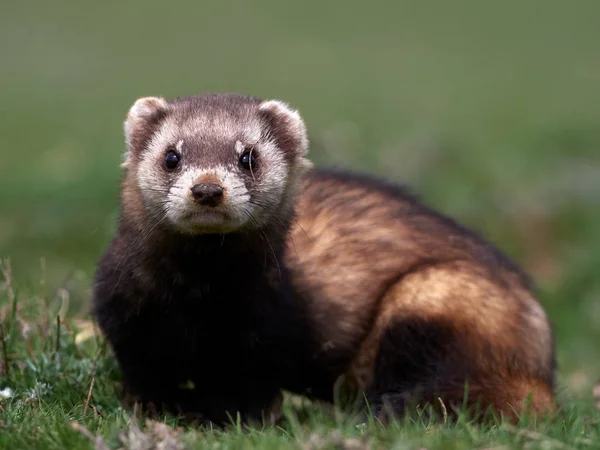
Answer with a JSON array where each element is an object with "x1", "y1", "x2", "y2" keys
[{"x1": 2, "y1": 0, "x2": 599, "y2": 398}]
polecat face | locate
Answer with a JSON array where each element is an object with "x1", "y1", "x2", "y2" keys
[{"x1": 121, "y1": 93, "x2": 312, "y2": 235}]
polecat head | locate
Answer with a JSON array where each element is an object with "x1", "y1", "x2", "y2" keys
[{"x1": 120, "y1": 93, "x2": 312, "y2": 235}]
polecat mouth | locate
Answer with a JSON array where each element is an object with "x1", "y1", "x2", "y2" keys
[
  {"x1": 178, "y1": 209, "x2": 239, "y2": 234},
  {"x1": 186, "y1": 210, "x2": 230, "y2": 222}
]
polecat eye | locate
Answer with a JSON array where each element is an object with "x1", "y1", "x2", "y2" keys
[
  {"x1": 239, "y1": 149, "x2": 258, "y2": 171},
  {"x1": 164, "y1": 150, "x2": 180, "y2": 170}
]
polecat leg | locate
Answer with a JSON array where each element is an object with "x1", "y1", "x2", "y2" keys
[{"x1": 345, "y1": 263, "x2": 557, "y2": 423}]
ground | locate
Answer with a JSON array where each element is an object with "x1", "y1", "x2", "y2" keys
[
  {"x1": 0, "y1": 276, "x2": 598, "y2": 449},
  {"x1": 0, "y1": 271, "x2": 598, "y2": 449},
  {"x1": 1, "y1": 0, "x2": 600, "y2": 448}
]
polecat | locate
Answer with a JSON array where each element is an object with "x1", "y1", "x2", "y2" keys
[{"x1": 92, "y1": 92, "x2": 557, "y2": 426}]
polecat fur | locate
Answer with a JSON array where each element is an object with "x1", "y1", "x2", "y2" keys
[{"x1": 92, "y1": 92, "x2": 557, "y2": 426}]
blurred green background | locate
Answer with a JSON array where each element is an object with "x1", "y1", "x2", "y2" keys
[{"x1": 1, "y1": 0, "x2": 599, "y2": 395}]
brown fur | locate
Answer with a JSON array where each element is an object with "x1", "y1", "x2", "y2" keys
[
  {"x1": 98, "y1": 92, "x2": 556, "y2": 425},
  {"x1": 284, "y1": 168, "x2": 557, "y2": 422}
]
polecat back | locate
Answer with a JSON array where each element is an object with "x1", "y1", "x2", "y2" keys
[{"x1": 285, "y1": 168, "x2": 557, "y2": 422}]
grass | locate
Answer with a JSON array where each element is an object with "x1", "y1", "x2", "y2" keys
[
  {"x1": 0, "y1": 257, "x2": 598, "y2": 449},
  {"x1": 2, "y1": 0, "x2": 600, "y2": 447}
]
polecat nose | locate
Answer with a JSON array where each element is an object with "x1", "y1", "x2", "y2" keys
[{"x1": 190, "y1": 183, "x2": 224, "y2": 206}]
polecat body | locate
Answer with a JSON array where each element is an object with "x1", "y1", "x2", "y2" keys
[
  {"x1": 286, "y1": 169, "x2": 557, "y2": 421},
  {"x1": 92, "y1": 92, "x2": 557, "y2": 426}
]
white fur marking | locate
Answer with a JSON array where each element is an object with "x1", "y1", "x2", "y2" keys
[
  {"x1": 235, "y1": 140, "x2": 245, "y2": 155},
  {"x1": 128, "y1": 96, "x2": 168, "y2": 121}
]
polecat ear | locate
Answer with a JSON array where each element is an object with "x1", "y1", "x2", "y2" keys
[
  {"x1": 122, "y1": 96, "x2": 169, "y2": 168},
  {"x1": 258, "y1": 100, "x2": 312, "y2": 170}
]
